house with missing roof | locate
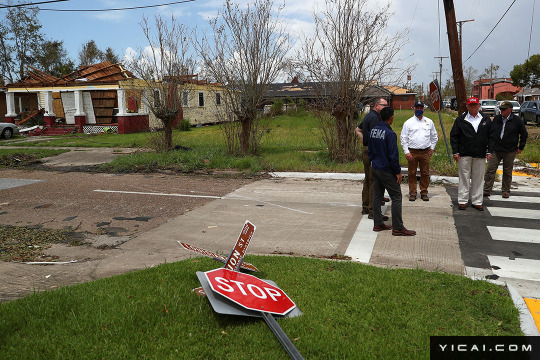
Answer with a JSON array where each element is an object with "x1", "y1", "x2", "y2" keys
[
  {"x1": 2, "y1": 62, "x2": 227, "y2": 135},
  {"x1": 263, "y1": 79, "x2": 416, "y2": 113}
]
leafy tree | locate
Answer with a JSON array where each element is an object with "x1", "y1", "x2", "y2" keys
[
  {"x1": 0, "y1": 1, "x2": 43, "y2": 83},
  {"x1": 78, "y1": 40, "x2": 104, "y2": 66},
  {"x1": 195, "y1": 0, "x2": 290, "y2": 155},
  {"x1": 510, "y1": 54, "x2": 540, "y2": 88},
  {"x1": 35, "y1": 40, "x2": 74, "y2": 77},
  {"x1": 103, "y1": 47, "x2": 121, "y2": 64}
]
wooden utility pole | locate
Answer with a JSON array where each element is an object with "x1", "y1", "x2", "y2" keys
[
  {"x1": 434, "y1": 56, "x2": 449, "y2": 92},
  {"x1": 456, "y1": 19, "x2": 474, "y2": 53},
  {"x1": 443, "y1": 0, "x2": 467, "y2": 114}
]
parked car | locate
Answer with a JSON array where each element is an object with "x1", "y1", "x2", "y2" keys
[
  {"x1": 494, "y1": 100, "x2": 520, "y2": 116},
  {"x1": 0, "y1": 122, "x2": 19, "y2": 139},
  {"x1": 479, "y1": 99, "x2": 498, "y2": 116},
  {"x1": 520, "y1": 100, "x2": 540, "y2": 126}
]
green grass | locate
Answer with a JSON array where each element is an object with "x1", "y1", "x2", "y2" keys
[
  {"x1": 3, "y1": 111, "x2": 538, "y2": 176},
  {"x1": 0, "y1": 256, "x2": 522, "y2": 359}
]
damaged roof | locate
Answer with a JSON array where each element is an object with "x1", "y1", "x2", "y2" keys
[{"x1": 7, "y1": 61, "x2": 134, "y2": 87}]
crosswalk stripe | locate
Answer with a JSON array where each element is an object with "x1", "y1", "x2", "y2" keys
[
  {"x1": 345, "y1": 204, "x2": 388, "y2": 263},
  {"x1": 487, "y1": 207, "x2": 540, "y2": 220},
  {"x1": 487, "y1": 226, "x2": 540, "y2": 244},
  {"x1": 487, "y1": 256, "x2": 540, "y2": 282},
  {"x1": 488, "y1": 195, "x2": 540, "y2": 203}
]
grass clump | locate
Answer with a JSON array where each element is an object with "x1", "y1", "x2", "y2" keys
[{"x1": 0, "y1": 256, "x2": 522, "y2": 359}]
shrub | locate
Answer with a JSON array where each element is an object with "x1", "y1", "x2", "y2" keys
[{"x1": 178, "y1": 119, "x2": 192, "y2": 131}]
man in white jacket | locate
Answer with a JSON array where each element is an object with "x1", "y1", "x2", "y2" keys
[{"x1": 400, "y1": 100, "x2": 438, "y2": 201}]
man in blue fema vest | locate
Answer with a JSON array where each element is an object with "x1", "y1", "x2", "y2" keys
[{"x1": 368, "y1": 107, "x2": 416, "y2": 236}]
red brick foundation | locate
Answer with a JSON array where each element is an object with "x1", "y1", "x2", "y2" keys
[
  {"x1": 44, "y1": 116, "x2": 56, "y2": 127},
  {"x1": 74, "y1": 116, "x2": 86, "y2": 133},
  {"x1": 117, "y1": 115, "x2": 149, "y2": 134},
  {"x1": 4, "y1": 117, "x2": 15, "y2": 124}
]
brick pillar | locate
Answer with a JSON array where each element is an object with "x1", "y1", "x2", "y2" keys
[
  {"x1": 74, "y1": 115, "x2": 86, "y2": 133},
  {"x1": 44, "y1": 116, "x2": 56, "y2": 127},
  {"x1": 4, "y1": 117, "x2": 16, "y2": 124}
]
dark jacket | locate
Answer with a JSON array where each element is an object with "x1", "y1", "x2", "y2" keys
[
  {"x1": 450, "y1": 112, "x2": 493, "y2": 158},
  {"x1": 358, "y1": 110, "x2": 381, "y2": 146},
  {"x1": 491, "y1": 113, "x2": 528, "y2": 153},
  {"x1": 368, "y1": 121, "x2": 401, "y2": 175}
]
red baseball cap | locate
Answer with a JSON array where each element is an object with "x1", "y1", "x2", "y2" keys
[{"x1": 467, "y1": 97, "x2": 479, "y2": 105}]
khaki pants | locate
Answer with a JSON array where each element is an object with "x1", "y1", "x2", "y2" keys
[
  {"x1": 458, "y1": 156, "x2": 486, "y2": 206},
  {"x1": 361, "y1": 146, "x2": 374, "y2": 216},
  {"x1": 484, "y1": 151, "x2": 517, "y2": 194},
  {"x1": 407, "y1": 148, "x2": 431, "y2": 196}
]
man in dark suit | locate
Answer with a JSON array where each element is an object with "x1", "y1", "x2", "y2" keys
[{"x1": 484, "y1": 101, "x2": 528, "y2": 198}]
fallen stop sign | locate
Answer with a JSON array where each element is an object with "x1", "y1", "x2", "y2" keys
[{"x1": 205, "y1": 268, "x2": 296, "y2": 316}]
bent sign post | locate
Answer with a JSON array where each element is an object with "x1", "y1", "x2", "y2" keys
[{"x1": 430, "y1": 80, "x2": 453, "y2": 165}]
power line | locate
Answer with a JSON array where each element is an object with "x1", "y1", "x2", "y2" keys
[
  {"x1": 37, "y1": 0, "x2": 196, "y2": 12},
  {"x1": 0, "y1": 0, "x2": 69, "y2": 9},
  {"x1": 463, "y1": 0, "x2": 517, "y2": 63}
]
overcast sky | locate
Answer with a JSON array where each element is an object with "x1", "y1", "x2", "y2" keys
[{"x1": 5, "y1": 0, "x2": 538, "y2": 91}]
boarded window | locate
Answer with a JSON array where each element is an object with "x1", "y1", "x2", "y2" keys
[
  {"x1": 216, "y1": 92, "x2": 221, "y2": 105},
  {"x1": 198, "y1": 92, "x2": 204, "y2": 107}
]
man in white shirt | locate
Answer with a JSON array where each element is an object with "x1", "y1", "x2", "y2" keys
[{"x1": 400, "y1": 100, "x2": 438, "y2": 201}]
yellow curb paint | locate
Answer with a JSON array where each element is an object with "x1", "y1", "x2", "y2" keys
[
  {"x1": 524, "y1": 298, "x2": 540, "y2": 332},
  {"x1": 528, "y1": 163, "x2": 539, "y2": 169},
  {"x1": 496, "y1": 169, "x2": 540, "y2": 177}
]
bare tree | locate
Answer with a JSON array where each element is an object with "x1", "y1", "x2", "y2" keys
[
  {"x1": 195, "y1": 0, "x2": 290, "y2": 155},
  {"x1": 125, "y1": 15, "x2": 195, "y2": 151},
  {"x1": 300, "y1": 0, "x2": 408, "y2": 162}
]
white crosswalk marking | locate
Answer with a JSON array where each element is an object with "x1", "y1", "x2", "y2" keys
[
  {"x1": 487, "y1": 256, "x2": 540, "y2": 282},
  {"x1": 488, "y1": 195, "x2": 540, "y2": 203},
  {"x1": 487, "y1": 207, "x2": 540, "y2": 220},
  {"x1": 487, "y1": 226, "x2": 540, "y2": 244}
]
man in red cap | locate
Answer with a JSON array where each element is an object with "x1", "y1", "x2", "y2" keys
[{"x1": 450, "y1": 97, "x2": 494, "y2": 211}]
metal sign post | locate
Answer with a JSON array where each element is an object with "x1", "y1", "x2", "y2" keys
[
  {"x1": 430, "y1": 80, "x2": 453, "y2": 165},
  {"x1": 180, "y1": 221, "x2": 304, "y2": 360}
]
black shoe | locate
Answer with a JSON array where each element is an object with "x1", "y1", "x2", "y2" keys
[
  {"x1": 421, "y1": 194, "x2": 429, "y2": 201},
  {"x1": 409, "y1": 195, "x2": 416, "y2": 201},
  {"x1": 368, "y1": 215, "x2": 389, "y2": 221},
  {"x1": 483, "y1": 193, "x2": 490, "y2": 197}
]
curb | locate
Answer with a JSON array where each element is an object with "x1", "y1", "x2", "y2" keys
[{"x1": 270, "y1": 169, "x2": 459, "y2": 184}]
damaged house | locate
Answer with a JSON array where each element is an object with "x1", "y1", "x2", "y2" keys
[{"x1": 2, "y1": 62, "x2": 228, "y2": 135}]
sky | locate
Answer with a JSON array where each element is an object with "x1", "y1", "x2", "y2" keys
[{"x1": 2, "y1": 0, "x2": 538, "y2": 93}]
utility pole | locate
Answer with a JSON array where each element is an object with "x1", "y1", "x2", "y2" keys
[
  {"x1": 434, "y1": 56, "x2": 449, "y2": 95},
  {"x1": 456, "y1": 19, "x2": 474, "y2": 54},
  {"x1": 443, "y1": 0, "x2": 467, "y2": 114}
]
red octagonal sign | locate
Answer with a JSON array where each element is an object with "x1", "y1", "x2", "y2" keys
[{"x1": 204, "y1": 268, "x2": 296, "y2": 315}]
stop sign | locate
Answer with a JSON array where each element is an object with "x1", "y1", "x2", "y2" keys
[
  {"x1": 429, "y1": 81, "x2": 441, "y2": 112},
  {"x1": 204, "y1": 268, "x2": 296, "y2": 316}
]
